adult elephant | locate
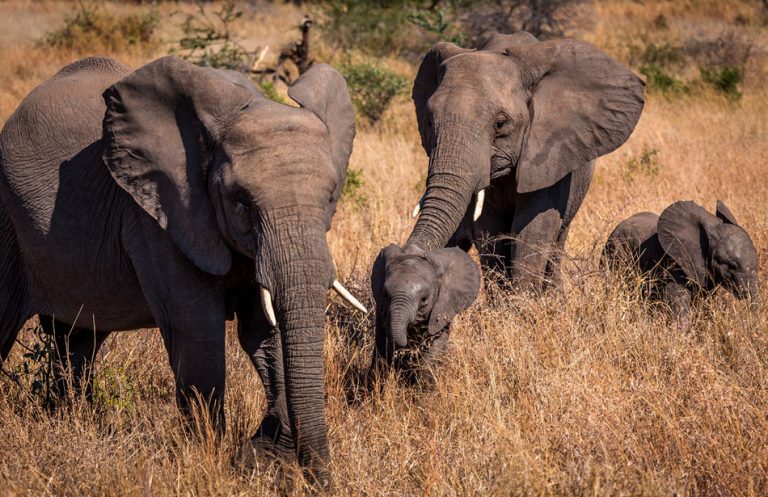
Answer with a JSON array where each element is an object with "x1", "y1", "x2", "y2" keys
[
  {"x1": 0, "y1": 56, "x2": 365, "y2": 485},
  {"x1": 409, "y1": 32, "x2": 645, "y2": 290}
]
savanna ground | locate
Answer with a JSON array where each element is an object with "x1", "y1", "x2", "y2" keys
[{"x1": 1, "y1": 1, "x2": 767, "y2": 495}]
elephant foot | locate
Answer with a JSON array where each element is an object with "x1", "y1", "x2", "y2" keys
[
  {"x1": 237, "y1": 419, "x2": 332, "y2": 495},
  {"x1": 238, "y1": 413, "x2": 295, "y2": 471}
]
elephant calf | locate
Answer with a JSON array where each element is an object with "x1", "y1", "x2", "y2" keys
[
  {"x1": 603, "y1": 200, "x2": 758, "y2": 319},
  {"x1": 371, "y1": 244, "x2": 480, "y2": 385}
]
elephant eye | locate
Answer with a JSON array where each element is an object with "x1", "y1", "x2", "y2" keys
[
  {"x1": 494, "y1": 116, "x2": 511, "y2": 134},
  {"x1": 234, "y1": 200, "x2": 250, "y2": 217}
]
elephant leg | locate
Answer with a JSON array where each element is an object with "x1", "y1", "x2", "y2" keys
[
  {"x1": 408, "y1": 331, "x2": 450, "y2": 388},
  {"x1": 461, "y1": 184, "x2": 514, "y2": 277},
  {"x1": 661, "y1": 282, "x2": 693, "y2": 330},
  {"x1": 475, "y1": 210, "x2": 514, "y2": 278},
  {"x1": 236, "y1": 287, "x2": 294, "y2": 457},
  {"x1": 545, "y1": 161, "x2": 595, "y2": 285},
  {"x1": 508, "y1": 206, "x2": 563, "y2": 292},
  {"x1": 128, "y1": 227, "x2": 227, "y2": 435},
  {"x1": 156, "y1": 306, "x2": 225, "y2": 434},
  {"x1": 0, "y1": 221, "x2": 30, "y2": 363},
  {"x1": 39, "y1": 315, "x2": 110, "y2": 401},
  {"x1": 0, "y1": 299, "x2": 28, "y2": 363},
  {"x1": 509, "y1": 165, "x2": 593, "y2": 292}
]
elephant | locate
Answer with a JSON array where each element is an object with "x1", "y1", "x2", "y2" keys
[
  {"x1": 0, "y1": 55, "x2": 368, "y2": 485},
  {"x1": 602, "y1": 200, "x2": 759, "y2": 319},
  {"x1": 370, "y1": 244, "x2": 479, "y2": 386},
  {"x1": 407, "y1": 31, "x2": 645, "y2": 291}
]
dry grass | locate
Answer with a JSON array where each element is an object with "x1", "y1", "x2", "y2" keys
[{"x1": 1, "y1": 1, "x2": 767, "y2": 495}]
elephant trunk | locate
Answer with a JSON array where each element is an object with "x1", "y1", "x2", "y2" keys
[
  {"x1": 256, "y1": 214, "x2": 334, "y2": 487},
  {"x1": 737, "y1": 275, "x2": 759, "y2": 307},
  {"x1": 407, "y1": 117, "x2": 489, "y2": 251},
  {"x1": 388, "y1": 296, "x2": 414, "y2": 349}
]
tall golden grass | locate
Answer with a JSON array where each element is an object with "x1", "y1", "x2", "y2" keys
[{"x1": 1, "y1": 1, "x2": 767, "y2": 495}]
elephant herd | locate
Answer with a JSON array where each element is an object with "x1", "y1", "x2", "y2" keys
[{"x1": 0, "y1": 32, "x2": 758, "y2": 487}]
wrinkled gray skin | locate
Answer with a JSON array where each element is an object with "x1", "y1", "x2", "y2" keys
[
  {"x1": 0, "y1": 56, "x2": 356, "y2": 485},
  {"x1": 371, "y1": 244, "x2": 479, "y2": 385},
  {"x1": 408, "y1": 31, "x2": 644, "y2": 291},
  {"x1": 603, "y1": 200, "x2": 759, "y2": 319}
]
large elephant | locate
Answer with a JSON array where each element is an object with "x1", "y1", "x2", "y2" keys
[
  {"x1": 0, "y1": 56, "x2": 366, "y2": 485},
  {"x1": 408, "y1": 32, "x2": 645, "y2": 290}
]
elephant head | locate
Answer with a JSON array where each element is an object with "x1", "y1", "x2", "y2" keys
[
  {"x1": 658, "y1": 201, "x2": 758, "y2": 301},
  {"x1": 407, "y1": 31, "x2": 645, "y2": 250},
  {"x1": 371, "y1": 244, "x2": 480, "y2": 363},
  {"x1": 102, "y1": 57, "x2": 360, "y2": 480}
]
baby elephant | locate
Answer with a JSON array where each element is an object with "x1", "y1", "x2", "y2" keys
[
  {"x1": 603, "y1": 200, "x2": 758, "y2": 318},
  {"x1": 371, "y1": 244, "x2": 480, "y2": 385}
]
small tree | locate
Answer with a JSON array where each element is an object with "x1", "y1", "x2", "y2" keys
[{"x1": 342, "y1": 63, "x2": 406, "y2": 124}]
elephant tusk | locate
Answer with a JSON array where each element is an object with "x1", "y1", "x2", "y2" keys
[
  {"x1": 411, "y1": 192, "x2": 426, "y2": 218},
  {"x1": 473, "y1": 189, "x2": 485, "y2": 221},
  {"x1": 260, "y1": 287, "x2": 277, "y2": 327},
  {"x1": 332, "y1": 280, "x2": 368, "y2": 314}
]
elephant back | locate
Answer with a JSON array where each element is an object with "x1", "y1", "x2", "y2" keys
[
  {"x1": 604, "y1": 212, "x2": 659, "y2": 268},
  {"x1": 0, "y1": 57, "x2": 132, "y2": 225}
]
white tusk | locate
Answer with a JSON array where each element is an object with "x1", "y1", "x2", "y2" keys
[
  {"x1": 260, "y1": 287, "x2": 277, "y2": 327},
  {"x1": 411, "y1": 192, "x2": 426, "y2": 218},
  {"x1": 473, "y1": 189, "x2": 485, "y2": 221},
  {"x1": 332, "y1": 280, "x2": 368, "y2": 314}
]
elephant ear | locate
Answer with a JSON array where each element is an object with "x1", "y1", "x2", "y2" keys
[
  {"x1": 288, "y1": 64, "x2": 356, "y2": 206},
  {"x1": 658, "y1": 201, "x2": 720, "y2": 288},
  {"x1": 412, "y1": 42, "x2": 472, "y2": 153},
  {"x1": 371, "y1": 244, "x2": 404, "y2": 305},
  {"x1": 506, "y1": 39, "x2": 645, "y2": 193},
  {"x1": 715, "y1": 200, "x2": 739, "y2": 225},
  {"x1": 103, "y1": 56, "x2": 256, "y2": 275},
  {"x1": 426, "y1": 247, "x2": 480, "y2": 336}
]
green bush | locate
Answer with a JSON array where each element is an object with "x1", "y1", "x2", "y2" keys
[
  {"x1": 638, "y1": 42, "x2": 683, "y2": 67},
  {"x1": 2, "y1": 324, "x2": 58, "y2": 407},
  {"x1": 342, "y1": 63, "x2": 406, "y2": 123},
  {"x1": 640, "y1": 64, "x2": 688, "y2": 95},
  {"x1": 93, "y1": 367, "x2": 137, "y2": 410},
  {"x1": 175, "y1": 0, "x2": 256, "y2": 71},
  {"x1": 258, "y1": 80, "x2": 285, "y2": 104},
  {"x1": 407, "y1": 8, "x2": 472, "y2": 47},
  {"x1": 320, "y1": 0, "x2": 433, "y2": 55},
  {"x1": 700, "y1": 66, "x2": 743, "y2": 101},
  {"x1": 620, "y1": 146, "x2": 660, "y2": 183},
  {"x1": 45, "y1": 1, "x2": 158, "y2": 52},
  {"x1": 342, "y1": 167, "x2": 366, "y2": 207}
]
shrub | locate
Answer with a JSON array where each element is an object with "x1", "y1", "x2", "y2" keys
[
  {"x1": 258, "y1": 80, "x2": 285, "y2": 104},
  {"x1": 640, "y1": 64, "x2": 688, "y2": 95},
  {"x1": 700, "y1": 65, "x2": 743, "y2": 100},
  {"x1": 2, "y1": 324, "x2": 58, "y2": 407},
  {"x1": 319, "y1": 0, "x2": 420, "y2": 55},
  {"x1": 458, "y1": 0, "x2": 587, "y2": 41},
  {"x1": 652, "y1": 14, "x2": 669, "y2": 30},
  {"x1": 45, "y1": 1, "x2": 158, "y2": 52},
  {"x1": 620, "y1": 146, "x2": 660, "y2": 183},
  {"x1": 175, "y1": 0, "x2": 258, "y2": 71},
  {"x1": 342, "y1": 63, "x2": 406, "y2": 123},
  {"x1": 342, "y1": 167, "x2": 366, "y2": 207},
  {"x1": 683, "y1": 30, "x2": 753, "y2": 69},
  {"x1": 93, "y1": 367, "x2": 137, "y2": 410},
  {"x1": 407, "y1": 8, "x2": 472, "y2": 47}
]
